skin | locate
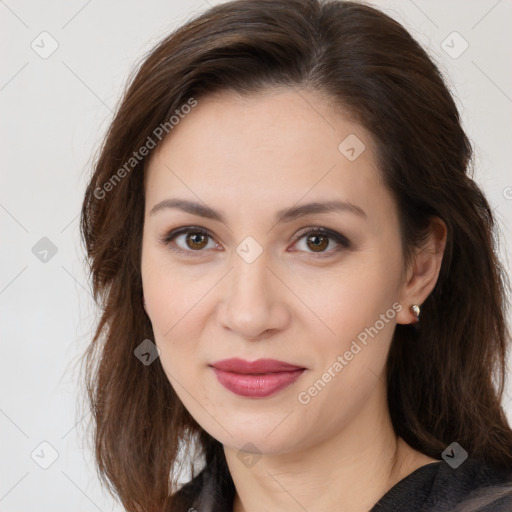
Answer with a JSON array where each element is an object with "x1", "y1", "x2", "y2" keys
[{"x1": 141, "y1": 88, "x2": 447, "y2": 512}]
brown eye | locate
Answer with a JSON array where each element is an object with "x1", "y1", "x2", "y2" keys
[
  {"x1": 306, "y1": 233, "x2": 329, "y2": 252},
  {"x1": 293, "y1": 228, "x2": 350, "y2": 256},
  {"x1": 162, "y1": 226, "x2": 350, "y2": 258},
  {"x1": 161, "y1": 227, "x2": 217, "y2": 255},
  {"x1": 186, "y1": 232, "x2": 209, "y2": 250}
]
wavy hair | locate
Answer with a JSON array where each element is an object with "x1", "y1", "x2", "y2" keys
[{"x1": 80, "y1": 0, "x2": 512, "y2": 510}]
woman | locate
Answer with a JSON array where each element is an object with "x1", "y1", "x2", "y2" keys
[{"x1": 80, "y1": 0, "x2": 512, "y2": 510}]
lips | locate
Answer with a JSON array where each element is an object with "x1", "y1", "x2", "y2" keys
[
  {"x1": 211, "y1": 358, "x2": 304, "y2": 374},
  {"x1": 210, "y1": 358, "x2": 306, "y2": 398}
]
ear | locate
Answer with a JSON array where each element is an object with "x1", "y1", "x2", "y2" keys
[{"x1": 396, "y1": 217, "x2": 447, "y2": 325}]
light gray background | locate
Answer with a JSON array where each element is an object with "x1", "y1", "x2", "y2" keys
[{"x1": 1, "y1": 0, "x2": 511, "y2": 510}]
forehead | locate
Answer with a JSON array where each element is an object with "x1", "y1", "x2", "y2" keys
[{"x1": 144, "y1": 88, "x2": 394, "y2": 227}]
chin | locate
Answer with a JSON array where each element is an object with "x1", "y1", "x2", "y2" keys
[{"x1": 206, "y1": 414, "x2": 306, "y2": 455}]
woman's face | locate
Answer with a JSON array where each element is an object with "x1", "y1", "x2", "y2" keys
[{"x1": 141, "y1": 88, "x2": 412, "y2": 455}]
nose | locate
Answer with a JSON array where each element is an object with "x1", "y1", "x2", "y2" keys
[{"x1": 217, "y1": 250, "x2": 290, "y2": 341}]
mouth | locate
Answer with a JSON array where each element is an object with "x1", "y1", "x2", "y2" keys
[{"x1": 210, "y1": 358, "x2": 306, "y2": 398}]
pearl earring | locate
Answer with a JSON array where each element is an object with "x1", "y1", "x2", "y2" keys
[{"x1": 411, "y1": 304, "x2": 420, "y2": 322}]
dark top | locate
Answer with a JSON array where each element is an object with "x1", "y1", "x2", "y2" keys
[
  {"x1": 370, "y1": 458, "x2": 512, "y2": 512},
  {"x1": 175, "y1": 457, "x2": 512, "y2": 511}
]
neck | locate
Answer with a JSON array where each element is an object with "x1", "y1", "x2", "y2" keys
[{"x1": 224, "y1": 382, "x2": 438, "y2": 512}]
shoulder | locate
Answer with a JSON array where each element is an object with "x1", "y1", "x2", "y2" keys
[
  {"x1": 429, "y1": 457, "x2": 512, "y2": 512},
  {"x1": 450, "y1": 459, "x2": 512, "y2": 512},
  {"x1": 371, "y1": 457, "x2": 512, "y2": 512}
]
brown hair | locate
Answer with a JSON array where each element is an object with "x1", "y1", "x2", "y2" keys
[{"x1": 79, "y1": 0, "x2": 512, "y2": 510}]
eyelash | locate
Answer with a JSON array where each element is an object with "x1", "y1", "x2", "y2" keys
[{"x1": 159, "y1": 226, "x2": 351, "y2": 258}]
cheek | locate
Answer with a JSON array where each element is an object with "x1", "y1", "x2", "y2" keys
[
  {"x1": 145, "y1": 280, "x2": 205, "y2": 365},
  {"x1": 143, "y1": 272, "x2": 209, "y2": 406},
  {"x1": 141, "y1": 254, "x2": 225, "y2": 403},
  {"x1": 303, "y1": 252, "x2": 401, "y2": 338},
  {"x1": 295, "y1": 281, "x2": 399, "y2": 432},
  {"x1": 296, "y1": 254, "x2": 402, "y2": 410},
  {"x1": 142, "y1": 244, "x2": 206, "y2": 335},
  {"x1": 141, "y1": 250, "x2": 196, "y2": 360}
]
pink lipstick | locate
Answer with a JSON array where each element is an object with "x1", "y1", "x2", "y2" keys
[{"x1": 210, "y1": 358, "x2": 306, "y2": 398}]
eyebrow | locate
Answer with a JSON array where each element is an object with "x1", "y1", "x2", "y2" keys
[{"x1": 149, "y1": 198, "x2": 367, "y2": 223}]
